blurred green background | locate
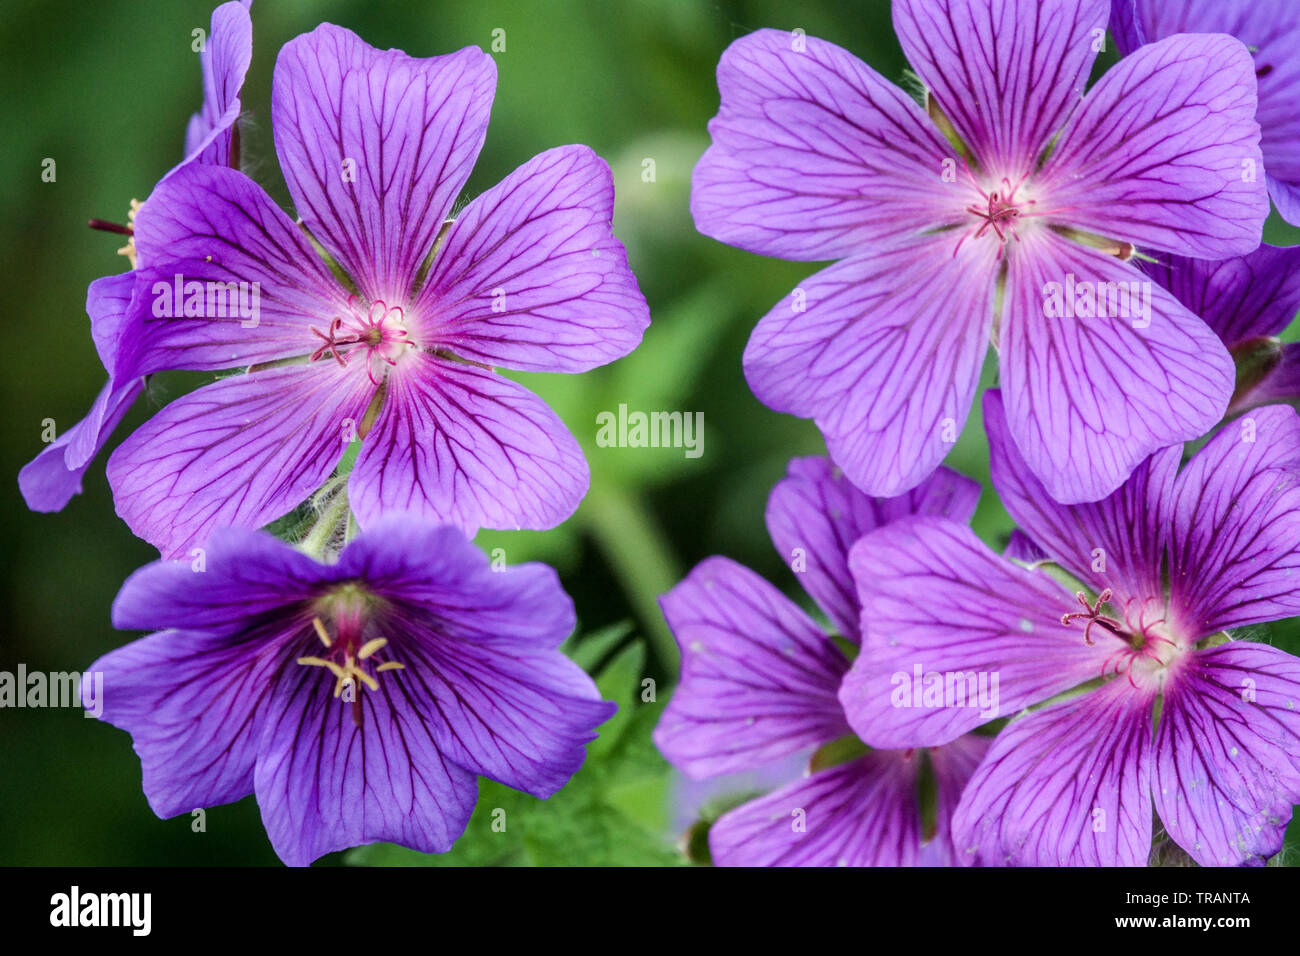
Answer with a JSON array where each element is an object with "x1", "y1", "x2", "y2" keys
[{"x1": 3, "y1": 0, "x2": 1299, "y2": 865}]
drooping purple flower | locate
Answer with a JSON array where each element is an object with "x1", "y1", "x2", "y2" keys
[
  {"x1": 692, "y1": 0, "x2": 1269, "y2": 505},
  {"x1": 839, "y1": 389, "x2": 1300, "y2": 866},
  {"x1": 103, "y1": 24, "x2": 650, "y2": 558},
  {"x1": 655, "y1": 457, "x2": 990, "y2": 866},
  {"x1": 18, "y1": 0, "x2": 254, "y2": 513},
  {"x1": 1141, "y1": 244, "x2": 1300, "y2": 416},
  {"x1": 1112, "y1": 0, "x2": 1300, "y2": 225},
  {"x1": 88, "y1": 517, "x2": 613, "y2": 866}
]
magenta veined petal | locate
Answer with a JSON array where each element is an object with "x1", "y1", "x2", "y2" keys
[
  {"x1": 691, "y1": 28, "x2": 959, "y2": 261},
  {"x1": 107, "y1": 362, "x2": 374, "y2": 558},
  {"x1": 347, "y1": 354, "x2": 589, "y2": 536},
  {"x1": 1141, "y1": 244, "x2": 1300, "y2": 347},
  {"x1": 179, "y1": 0, "x2": 254, "y2": 171},
  {"x1": 839, "y1": 516, "x2": 1117, "y2": 749},
  {"x1": 1166, "y1": 404, "x2": 1300, "y2": 636},
  {"x1": 709, "y1": 752, "x2": 923, "y2": 866},
  {"x1": 764, "y1": 456, "x2": 979, "y2": 643},
  {"x1": 654, "y1": 556, "x2": 851, "y2": 779},
  {"x1": 272, "y1": 24, "x2": 496, "y2": 304},
  {"x1": 998, "y1": 229, "x2": 1233, "y2": 504},
  {"x1": 1152, "y1": 642, "x2": 1300, "y2": 867},
  {"x1": 1037, "y1": 31, "x2": 1268, "y2": 259},
  {"x1": 120, "y1": 164, "x2": 355, "y2": 380},
  {"x1": 743, "y1": 237, "x2": 1000, "y2": 498},
  {"x1": 414, "y1": 145, "x2": 649, "y2": 374},
  {"x1": 893, "y1": 0, "x2": 1108, "y2": 174},
  {"x1": 952, "y1": 677, "x2": 1156, "y2": 866},
  {"x1": 1112, "y1": 0, "x2": 1300, "y2": 227},
  {"x1": 984, "y1": 389, "x2": 1178, "y2": 609}
]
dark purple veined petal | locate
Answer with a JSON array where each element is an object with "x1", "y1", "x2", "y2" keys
[
  {"x1": 317, "y1": 522, "x2": 607, "y2": 828},
  {"x1": 107, "y1": 362, "x2": 374, "y2": 558},
  {"x1": 654, "y1": 556, "x2": 851, "y2": 779},
  {"x1": 924, "y1": 734, "x2": 991, "y2": 866},
  {"x1": 840, "y1": 517, "x2": 1116, "y2": 748},
  {"x1": 255, "y1": 658, "x2": 479, "y2": 867},
  {"x1": 347, "y1": 354, "x2": 588, "y2": 536},
  {"x1": 180, "y1": 0, "x2": 254, "y2": 170},
  {"x1": 894, "y1": 0, "x2": 1107, "y2": 176},
  {"x1": 120, "y1": 165, "x2": 354, "y2": 380},
  {"x1": 111, "y1": 525, "x2": 334, "y2": 633},
  {"x1": 272, "y1": 24, "x2": 496, "y2": 303},
  {"x1": 19, "y1": 376, "x2": 143, "y2": 512},
  {"x1": 764, "y1": 456, "x2": 979, "y2": 643},
  {"x1": 951, "y1": 678, "x2": 1155, "y2": 866},
  {"x1": 88, "y1": 623, "x2": 292, "y2": 820},
  {"x1": 744, "y1": 237, "x2": 1000, "y2": 498},
  {"x1": 1037, "y1": 32, "x2": 1267, "y2": 259},
  {"x1": 93, "y1": 519, "x2": 607, "y2": 866},
  {"x1": 1112, "y1": 0, "x2": 1300, "y2": 227},
  {"x1": 1167, "y1": 404, "x2": 1300, "y2": 636},
  {"x1": 709, "y1": 751, "x2": 923, "y2": 866},
  {"x1": 379, "y1": 611, "x2": 613, "y2": 799},
  {"x1": 999, "y1": 229, "x2": 1233, "y2": 504},
  {"x1": 87, "y1": 271, "x2": 137, "y2": 382},
  {"x1": 337, "y1": 519, "x2": 577, "y2": 648},
  {"x1": 1152, "y1": 642, "x2": 1300, "y2": 866},
  {"x1": 21, "y1": 272, "x2": 145, "y2": 512},
  {"x1": 984, "y1": 389, "x2": 1177, "y2": 608},
  {"x1": 413, "y1": 145, "x2": 649, "y2": 373},
  {"x1": 691, "y1": 28, "x2": 959, "y2": 261},
  {"x1": 1141, "y1": 244, "x2": 1300, "y2": 347}
]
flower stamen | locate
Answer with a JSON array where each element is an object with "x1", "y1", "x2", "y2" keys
[
  {"x1": 1060, "y1": 588, "x2": 1125, "y2": 646},
  {"x1": 296, "y1": 615, "x2": 402, "y2": 727}
]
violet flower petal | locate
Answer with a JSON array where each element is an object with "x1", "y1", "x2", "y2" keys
[
  {"x1": 347, "y1": 355, "x2": 588, "y2": 536},
  {"x1": 414, "y1": 145, "x2": 649, "y2": 373},
  {"x1": 1152, "y1": 642, "x2": 1300, "y2": 866},
  {"x1": 272, "y1": 24, "x2": 496, "y2": 302},
  {"x1": 951, "y1": 678, "x2": 1155, "y2": 866},
  {"x1": 765, "y1": 456, "x2": 979, "y2": 643},
  {"x1": 654, "y1": 556, "x2": 851, "y2": 779}
]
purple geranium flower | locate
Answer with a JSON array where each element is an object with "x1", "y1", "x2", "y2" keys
[
  {"x1": 19, "y1": 0, "x2": 253, "y2": 513},
  {"x1": 839, "y1": 389, "x2": 1300, "y2": 866},
  {"x1": 103, "y1": 24, "x2": 649, "y2": 558},
  {"x1": 655, "y1": 457, "x2": 989, "y2": 865},
  {"x1": 693, "y1": 0, "x2": 1269, "y2": 504},
  {"x1": 1112, "y1": 0, "x2": 1300, "y2": 224},
  {"x1": 1142, "y1": 244, "x2": 1300, "y2": 416},
  {"x1": 89, "y1": 517, "x2": 613, "y2": 866}
]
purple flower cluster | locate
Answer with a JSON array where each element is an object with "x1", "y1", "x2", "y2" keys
[
  {"x1": 22, "y1": 2, "x2": 646, "y2": 865},
  {"x1": 22, "y1": 0, "x2": 1300, "y2": 869},
  {"x1": 657, "y1": 0, "x2": 1300, "y2": 867}
]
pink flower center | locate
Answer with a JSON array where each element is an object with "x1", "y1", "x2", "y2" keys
[
  {"x1": 1060, "y1": 590, "x2": 1187, "y2": 690},
  {"x1": 295, "y1": 589, "x2": 404, "y2": 729},
  {"x1": 309, "y1": 297, "x2": 413, "y2": 385},
  {"x1": 953, "y1": 170, "x2": 1041, "y2": 259}
]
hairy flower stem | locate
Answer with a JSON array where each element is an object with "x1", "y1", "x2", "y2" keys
[{"x1": 298, "y1": 488, "x2": 352, "y2": 561}]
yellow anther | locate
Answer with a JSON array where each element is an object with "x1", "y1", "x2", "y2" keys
[
  {"x1": 297, "y1": 656, "x2": 347, "y2": 681},
  {"x1": 376, "y1": 661, "x2": 405, "y2": 673},
  {"x1": 357, "y1": 637, "x2": 388, "y2": 659},
  {"x1": 117, "y1": 198, "x2": 142, "y2": 269},
  {"x1": 311, "y1": 617, "x2": 333, "y2": 648}
]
